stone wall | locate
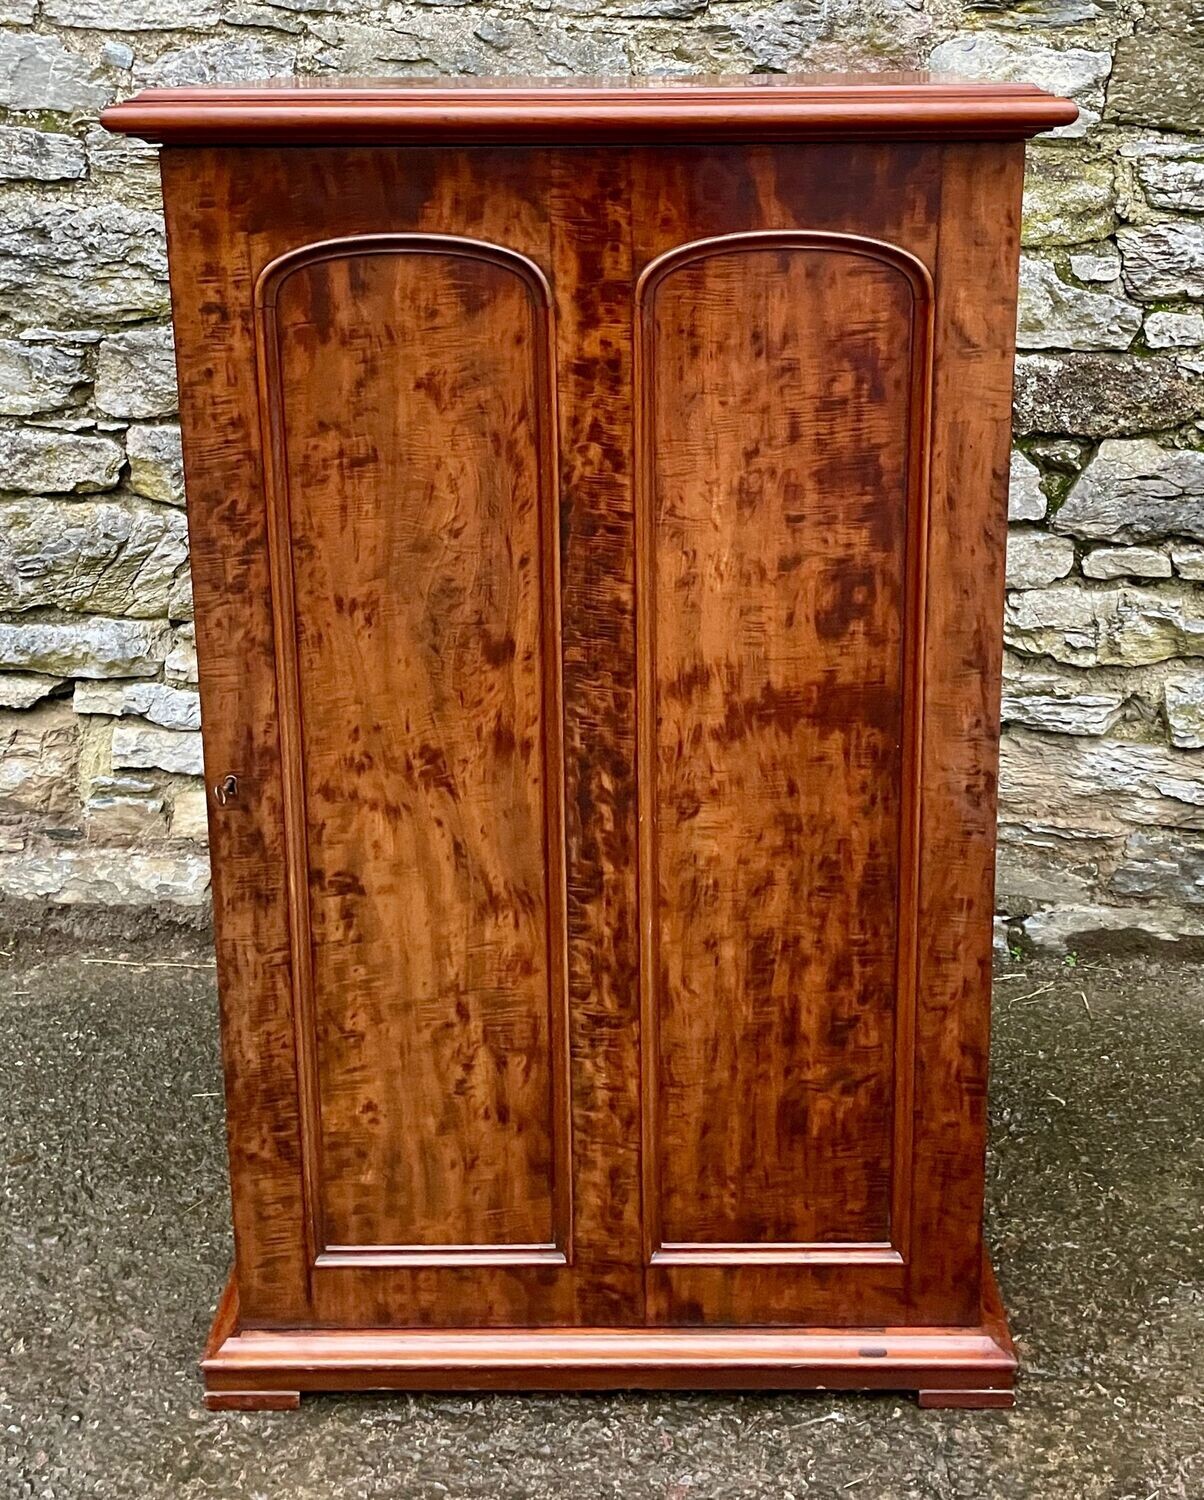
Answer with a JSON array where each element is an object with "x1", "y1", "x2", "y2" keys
[{"x1": 0, "y1": 0, "x2": 1200, "y2": 946}]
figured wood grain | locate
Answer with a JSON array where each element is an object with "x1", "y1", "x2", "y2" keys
[
  {"x1": 904, "y1": 141, "x2": 1029, "y2": 1324},
  {"x1": 637, "y1": 231, "x2": 932, "y2": 1256},
  {"x1": 256, "y1": 235, "x2": 569, "y2": 1260},
  {"x1": 101, "y1": 74, "x2": 1078, "y2": 146},
  {"x1": 144, "y1": 97, "x2": 1045, "y2": 1388}
]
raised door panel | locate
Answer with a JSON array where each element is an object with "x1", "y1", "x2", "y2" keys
[
  {"x1": 637, "y1": 229, "x2": 932, "y2": 1314},
  {"x1": 257, "y1": 236, "x2": 570, "y2": 1266}
]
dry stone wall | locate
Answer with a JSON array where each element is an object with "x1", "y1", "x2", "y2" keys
[{"x1": 0, "y1": 0, "x2": 1200, "y2": 947}]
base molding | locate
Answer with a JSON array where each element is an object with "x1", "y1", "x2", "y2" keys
[{"x1": 201, "y1": 1260, "x2": 1016, "y2": 1409}]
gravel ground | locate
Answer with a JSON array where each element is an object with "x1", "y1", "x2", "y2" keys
[{"x1": 0, "y1": 917, "x2": 1201, "y2": 1499}]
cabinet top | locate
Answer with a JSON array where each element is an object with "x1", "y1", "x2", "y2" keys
[{"x1": 102, "y1": 73, "x2": 1076, "y2": 146}]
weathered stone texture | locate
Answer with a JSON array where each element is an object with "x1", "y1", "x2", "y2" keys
[
  {"x1": 0, "y1": 618, "x2": 169, "y2": 678},
  {"x1": 0, "y1": 201, "x2": 168, "y2": 324},
  {"x1": 1008, "y1": 450, "x2": 1047, "y2": 521},
  {"x1": 1053, "y1": 441, "x2": 1204, "y2": 543},
  {"x1": 1017, "y1": 256, "x2": 1140, "y2": 350},
  {"x1": 95, "y1": 328, "x2": 178, "y2": 418},
  {"x1": 125, "y1": 424, "x2": 185, "y2": 504},
  {"x1": 0, "y1": 340, "x2": 89, "y2": 417},
  {"x1": 1013, "y1": 353, "x2": 1204, "y2": 436},
  {"x1": 0, "y1": 423, "x2": 123, "y2": 494},
  {"x1": 1005, "y1": 582, "x2": 1204, "y2": 667},
  {"x1": 0, "y1": 31, "x2": 112, "y2": 111},
  {"x1": 1144, "y1": 310, "x2": 1204, "y2": 348},
  {"x1": 1107, "y1": 38, "x2": 1204, "y2": 133},
  {"x1": 0, "y1": 125, "x2": 86, "y2": 182},
  {"x1": 1081, "y1": 545, "x2": 1172, "y2": 580},
  {"x1": 1164, "y1": 672, "x2": 1204, "y2": 749},
  {"x1": 1119, "y1": 221, "x2": 1204, "y2": 301},
  {"x1": 1123, "y1": 141, "x2": 1204, "y2": 214},
  {"x1": 1022, "y1": 152, "x2": 1115, "y2": 247},
  {"x1": 0, "y1": 702, "x2": 78, "y2": 816},
  {"x1": 73, "y1": 679, "x2": 200, "y2": 729},
  {"x1": 0, "y1": 499, "x2": 187, "y2": 616},
  {"x1": 1006, "y1": 527, "x2": 1076, "y2": 588},
  {"x1": 0, "y1": 0, "x2": 1199, "y2": 947},
  {"x1": 111, "y1": 720, "x2": 204, "y2": 776}
]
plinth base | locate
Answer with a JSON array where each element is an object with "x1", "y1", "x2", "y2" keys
[{"x1": 202, "y1": 1258, "x2": 1016, "y2": 1411}]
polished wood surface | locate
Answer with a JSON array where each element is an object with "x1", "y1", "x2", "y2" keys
[
  {"x1": 259, "y1": 237, "x2": 568, "y2": 1263},
  {"x1": 638, "y1": 232, "x2": 928, "y2": 1260},
  {"x1": 101, "y1": 74, "x2": 1078, "y2": 146},
  {"x1": 108, "y1": 75, "x2": 1067, "y2": 1403}
]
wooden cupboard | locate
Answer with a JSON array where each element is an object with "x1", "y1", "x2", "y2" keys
[{"x1": 102, "y1": 75, "x2": 1076, "y2": 1409}]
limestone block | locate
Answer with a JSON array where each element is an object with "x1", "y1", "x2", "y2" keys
[
  {"x1": 1013, "y1": 353, "x2": 1204, "y2": 437},
  {"x1": 1081, "y1": 546, "x2": 1172, "y2": 580},
  {"x1": 1054, "y1": 440, "x2": 1204, "y2": 543},
  {"x1": 1122, "y1": 140, "x2": 1204, "y2": 213},
  {"x1": 0, "y1": 673, "x2": 64, "y2": 709},
  {"x1": 0, "y1": 842, "x2": 210, "y2": 904},
  {"x1": 0, "y1": 200, "x2": 168, "y2": 324},
  {"x1": 95, "y1": 328, "x2": 177, "y2": 419},
  {"x1": 84, "y1": 786, "x2": 167, "y2": 839},
  {"x1": 111, "y1": 721, "x2": 204, "y2": 776},
  {"x1": 1165, "y1": 671, "x2": 1204, "y2": 749},
  {"x1": 1068, "y1": 247, "x2": 1121, "y2": 284},
  {"x1": 0, "y1": 498, "x2": 188, "y2": 617},
  {"x1": 1006, "y1": 528, "x2": 1076, "y2": 589},
  {"x1": 1023, "y1": 901, "x2": 1204, "y2": 950},
  {"x1": 1021, "y1": 152, "x2": 1115, "y2": 247},
  {"x1": 1000, "y1": 725, "x2": 1204, "y2": 837},
  {"x1": 0, "y1": 617, "x2": 168, "y2": 678},
  {"x1": 0, "y1": 703, "x2": 79, "y2": 816},
  {"x1": 0, "y1": 31, "x2": 112, "y2": 112},
  {"x1": 164, "y1": 625, "x2": 197, "y2": 685},
  {"x1": 1004, "y1": 582, "x2": 1204, "y2": 666},
  {"x1": 1118, "y1": 221, "x2": 1204, "y2": 301},
  {"x1": 0, "y1": 423, "x2": 122, "y2": 494},
  {"x1": 1144, "y1": 310, "x2": 1204, "y2": 349},
  {"x1": 135, "y1": 37, "x2": 295, "y2": 87},
  {"x1": 44, "y1": 0, "x2": 221, "y2": 26},
  {"x1": 1008, "y1": 451, "x2": 1047, "y2": 522},
  {"x1": 999, "y1": 663, "x2": 1128, "y2": 736},
  {"x1": 0, "y1": 126, "x2": 86, "y2": 183},
  {"x1": 0, "y1": 340, "x2": 88, "y2": 417},
  {"x1": 125, "y1": 423, "x2": 184, "y2": 504},
  {"x1": 1171, "y1": 543, "x2": 1204, "y2": 580},
  {"x1": 1107, "y1": 36, "x2": 1204, "y2": 133},
  {"x1": 1016, "y1": 257, "x2": 1139, "y2": 351},
  {"x1": 73, "y1": 679, "x2": 200, "y2": 731},
  {"x1": 168, "y1": 784, "x2": 210, "y2": 841}
]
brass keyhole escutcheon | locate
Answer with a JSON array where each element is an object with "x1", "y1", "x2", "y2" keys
[{"x1": 214, "y1": 773, "x2": 239, "y2": 807}]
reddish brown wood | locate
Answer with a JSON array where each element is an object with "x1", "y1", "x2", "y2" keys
[
  {"x1": 101, "y1": 74, "x2": 1077, "y2": 146},
  {"x1": 110, "y1": 76, "x2": 1067, "y2": 1404}
]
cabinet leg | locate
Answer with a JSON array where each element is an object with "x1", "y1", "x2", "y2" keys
[
  {"x1": 918, "y1": 1388, "x2": 1014, "y2": 1410},
  {"x1": 204, "y1": 1390, "x2": 301, "y2": 1412}
]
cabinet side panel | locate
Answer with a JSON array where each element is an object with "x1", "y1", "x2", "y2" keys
[
  {"x1": 160, "y1": 149, "x2": 312, "y2": 1322},
  {"x1": 907, "y1": 142, "x2": 1026, "y2": 1321},
  {"x1": 265, "y1": 243, "x2": 568, "y2": 1256},
  {"x1": 641, "y1": 239, "x2": 922, "y2": 1251}
]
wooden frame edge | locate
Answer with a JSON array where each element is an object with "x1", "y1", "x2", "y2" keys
[{"x1": 200, "y1": 1256, "x2": 1016, "y2": 1407}]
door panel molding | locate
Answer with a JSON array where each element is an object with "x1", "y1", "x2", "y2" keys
[
  {"x1": 634, "y1": 230, "x2": 935, "y2": 1269},
  {"x1": 254, "y1": 233, "x2": 571, "y2": 1271}
]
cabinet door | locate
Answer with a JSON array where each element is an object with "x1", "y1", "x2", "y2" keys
[
  {"x1": 632, "y1": 144, "x2": 1022, "y2": 1327},
  {"x1": 163, "y1": 147, "x2": 643, "y2": 1330}
]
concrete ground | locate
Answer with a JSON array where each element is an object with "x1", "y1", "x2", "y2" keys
[{"x1": 0, "y1": 917, "x2": 1201, "y2": 1500}]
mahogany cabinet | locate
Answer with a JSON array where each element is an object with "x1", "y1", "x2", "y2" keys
[{"x1": 103, "y1": 76, "x2": 1075, "y2": 1409}]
